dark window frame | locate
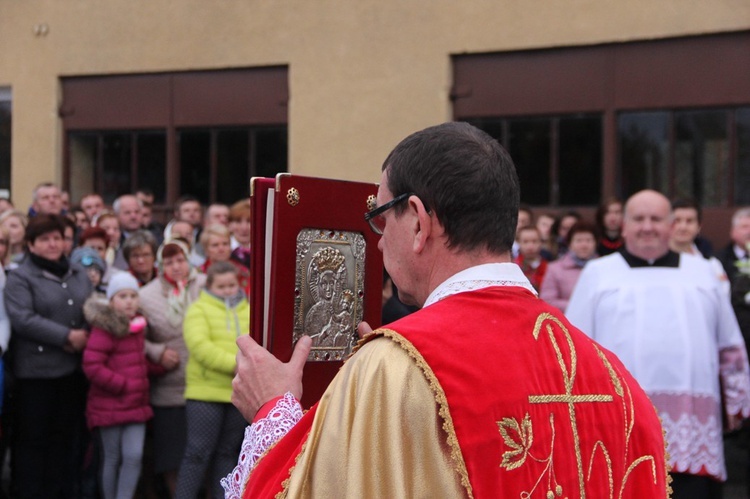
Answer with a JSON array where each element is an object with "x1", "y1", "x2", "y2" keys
[
  {"x1": 61, "y1": 67, "x2": 288, "y2": 207},
  {"x1": 468, "y1": 113, "x2": 603, "y2": 207},
  {"x1": 452, "y1": 30, "x2": 750, "y2": 207}
]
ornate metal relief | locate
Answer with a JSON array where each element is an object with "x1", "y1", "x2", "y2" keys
[{"x1": 294, "y1": 228, "x2": 366, "y2": 362}]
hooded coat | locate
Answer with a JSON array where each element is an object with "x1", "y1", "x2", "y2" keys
[{"x1": 82, "y1": 296, "x2": 163, "y2": 429}]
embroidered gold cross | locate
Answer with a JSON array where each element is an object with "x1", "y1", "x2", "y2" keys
[{"x1": 529, "y1": 313, "x2": 613, "y2": 499}]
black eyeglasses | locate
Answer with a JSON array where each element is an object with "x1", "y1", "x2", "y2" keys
[{"x1": 364, "y1": 192, "x2": 413, "y2": 235}]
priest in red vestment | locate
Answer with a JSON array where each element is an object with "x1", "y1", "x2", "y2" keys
[{"x1": 223, "y1": 122, "x2": 670, "y2": 499}]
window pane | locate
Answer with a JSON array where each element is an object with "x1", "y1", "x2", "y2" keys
[
  {"x1": 0, "y1": 96, "x2": 11, "y2": 192},
  {"x1": 68, "y1": 133, "x2": 98, "y2": 205},
  {"x1": 738, "y1": 108, "x2": 750, "y2": 206},
  {"x1": 102, "y1": 133, "x2": 132, "y2": 204},
  {"x1": 217, "y1": 130, "x2": 249, "y2": 204},
  {"x1": 674, "y1": 109, "x2": 728, "y2": 207},
  {"x1": 559, "y1": 115, "x2": 601, "y2": 205},
  {"x1": 254, "y1": 129, "x2": 288, "y2": 180},
  {"x1": 618, "y1": 112, "x2": 669, "y2": 198},
  {"x1": 179, "y1": 130, "x2": 210, "y2": 203},
  {"x1": 508, "y1": 119, "x2": 550, "y2": 205},
  {"x1": 136, "y1": 132, "x2": 166, "y2": 204}
]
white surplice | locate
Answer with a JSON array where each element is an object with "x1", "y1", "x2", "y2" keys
[{"x1": 566, "y1": 251, "x2": 750, "y2": 480}]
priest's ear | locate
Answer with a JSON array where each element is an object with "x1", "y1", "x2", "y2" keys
[{"x1": 409, "y1": 196, "x2": 440, "y2": 254}]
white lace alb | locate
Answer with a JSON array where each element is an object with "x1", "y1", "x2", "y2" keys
[
  {"x1": 661, "y1": 412, "x2": 725, "y2": 480},
  {"x1": 221, "y1": 392, "x2": 303, "y2": 498}
]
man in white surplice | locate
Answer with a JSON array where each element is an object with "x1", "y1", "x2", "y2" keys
[{"x1": 566, "y1": 189, "x2": 750, "y2": 498}]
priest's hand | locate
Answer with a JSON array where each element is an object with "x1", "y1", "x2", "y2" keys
[
  {"x1": 357, "y1": 321, "x2": 373, "y2": 339},
  {"x1": 232, "y1": 334, "x2": 312, "y2": 422}
]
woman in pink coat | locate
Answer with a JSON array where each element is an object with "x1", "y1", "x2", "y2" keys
[{"x1": 539, "y1": 221, "x2": 598, "y2": 312}]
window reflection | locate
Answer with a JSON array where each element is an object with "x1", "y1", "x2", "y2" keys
[
  {"x1": 559, "y1": 116, "x2": 601, "y2": 205},
  {"x1": 101, "y1": 133, "x2": 132, "y2": 204},
  {"x1": 618, "y1": 109, "x2": 738, "y2": 207},
  {"x1": 68, "y1": 134, "x2": 97, "y2": 204},
  {"x1": 179, "y1": 130, "x2": 211, "y2": 203},
  {"x1": 508, "y1": 119, "x2": 551, "y2": 205},
  {"x1": 471, "y1": 114, "x2": 601, "y2": 206},
  {"x1": 69, "y1": 131, "x2": 166, "y2": 205},
  {"x1": 618, "y1": 112, "x2": 669, "y2": 198},
  {"x1": 0, "y1": 94, "x2": 11, "y2": 192},
  {"x1": 69, "y1": 127, "x2": 286, "y2": 206},
  {"x1": 217, "y1": 130, "x2": 249, "y2": 204},
  {"x1": 179, "y1": 127, "x2": 288, "y2": 204},
  {"x1": 137, "y1": 133, "x2": 166, "y2": 204},
  {"x1": 255, "y1": 129, "x2": 288, "y2": 179},
  {"x1": 674, "y1": 110, "x2": 727, "y2": 207},
  {"x1": 736, "y1": 108, "x2": 750, "y2": 206}
]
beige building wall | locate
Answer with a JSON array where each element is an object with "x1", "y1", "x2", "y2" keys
[{"x1": 1, "y1": 0, "x2": 749, "y2": 208}]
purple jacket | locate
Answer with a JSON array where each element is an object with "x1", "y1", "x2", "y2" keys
[
  {"x1": 538, "y1": 252, "x2": 586, "y2": 312},
  {"x1": 82, "y1": 296, "x2": 163, "y2": 429}
]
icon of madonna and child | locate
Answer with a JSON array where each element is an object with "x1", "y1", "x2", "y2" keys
[{"x1": 303, "y1": 246, "x2": 357, "y2": 351}]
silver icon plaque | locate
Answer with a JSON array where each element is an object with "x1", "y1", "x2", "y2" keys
[{"x1": 294, "y1": 228, "x2": 366, "y2": 362}]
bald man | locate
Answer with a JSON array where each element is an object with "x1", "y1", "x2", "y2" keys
[{"x1": 567, "y1": 190, "x2": 750, "y2": 498}]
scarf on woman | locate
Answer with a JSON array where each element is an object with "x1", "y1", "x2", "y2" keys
[
  {"x1": 162, "y1": 268, "x2": 198, "y2": 327},
  {"x1": 570, "y1": 253, "x2": 596, "y2": 268},
  {"x1": 30, "y1": 253, "x2": 70, "y2": 278}
]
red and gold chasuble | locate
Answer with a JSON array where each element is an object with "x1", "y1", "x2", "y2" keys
[{"x1": 245, "y1": 287, "x2": 669, "y2": 498}]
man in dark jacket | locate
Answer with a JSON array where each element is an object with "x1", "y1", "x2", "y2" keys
[
  {"x1": 717, "y1": 208, "x2": 750, "y2": 337},
  {"x1": 716, "y1": 207, "x2": 750, "y2": 496}
]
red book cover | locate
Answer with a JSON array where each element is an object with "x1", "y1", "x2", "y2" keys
[
  {"x1": 249, "y1": 177, "x2": 275, "y2": 345},
  {"x1": 250, "y1": 174, "x2": 383, "y2": 407}
]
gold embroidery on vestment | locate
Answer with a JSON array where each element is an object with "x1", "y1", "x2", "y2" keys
[
  {"x1": 493, "y1": 312, "x2": 662, "y2": 498},
  {"x1": 498, "y1": 413, "x2": 533, "y2": 470},
  {"x1": 662, "y1": 419, "x2": 673, "y2": 498}
]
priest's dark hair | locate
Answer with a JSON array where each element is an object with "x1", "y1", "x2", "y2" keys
[{"x1": 382, "y1": 121, "x2": 519, "y2": 254}]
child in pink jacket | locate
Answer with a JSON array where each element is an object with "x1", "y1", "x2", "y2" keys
[{"x1": 83, "y1": 272, "x2": 164, "y2": 499}]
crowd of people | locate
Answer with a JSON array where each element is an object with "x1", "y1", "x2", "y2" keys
[
  {"x1": 0, "y1": 183, "x2": 254, "y2": 498},
  {"x1": 3, "y1": 121, "x2": 750, "y2": 498}
]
